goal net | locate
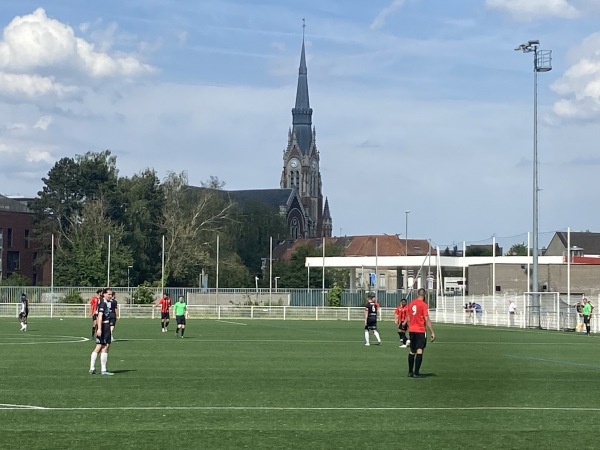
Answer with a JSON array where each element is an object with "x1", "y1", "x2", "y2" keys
[{"x1": 523, "y1": 292, "x2": 580, "y2": 330}]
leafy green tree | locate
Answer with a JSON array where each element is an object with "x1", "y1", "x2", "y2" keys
[
  {"x1": 506, "y1": 243, "x2": 528, "y2": 256},
  {"x1": 0, "y1": 273, "x2": 31, "y2": 286},
  {"x1": 466, "y1": 246, "x2": 493, "y2": 257},
  {"x1": 119, "y1": 169, "x2": 164, "y2": 283},
  {"x1": 31, "y1": 150, "x2": 122, "y2": 284},
  {"x1": 54, "y1": 199, "x2": 132, "y2": 286},
  {"x1": 234, "y1": 199, "x2": 288, "y2": 275}
]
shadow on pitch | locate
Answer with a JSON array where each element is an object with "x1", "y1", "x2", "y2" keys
[{"x1": 110, "y1": 369, "x2": 137, "y2": 374}]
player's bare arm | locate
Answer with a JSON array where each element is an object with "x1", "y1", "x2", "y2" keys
[{"x1": 426, "y1": 316, "x2": 435, "y2": 342}]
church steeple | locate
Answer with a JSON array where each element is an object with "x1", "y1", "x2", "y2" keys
[
  {"x1": 280, "y1": 24, "x2": 331, "y2": 239},
  {"x1": 291, "y1": 33, "x2": 313, "y2": 153}
]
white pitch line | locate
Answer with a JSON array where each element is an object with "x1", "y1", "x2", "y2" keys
[
  {"x1": 3, "y1": 405, "x2": 600, "y2": 412},
  {"x1": 0, "y1": 336, "x2": 89, "y2": 346},
  {"x1": 216, "y1": 320, "x2": 247, "y2": 326}
]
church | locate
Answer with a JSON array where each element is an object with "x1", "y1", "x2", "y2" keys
[{"x1": 225, "y1": 36, "x2": 332, "y2": 239}]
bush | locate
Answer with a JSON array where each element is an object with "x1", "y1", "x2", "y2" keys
[
  {"x1": 64, "y1": 291, "x2": 84, "y2": 304},
  {"x1": 327, "y1": 284, "x2": 343, "y2": 307},
  {"x1": 132, "y1": 284, "x2": 155, "y2": 304}
]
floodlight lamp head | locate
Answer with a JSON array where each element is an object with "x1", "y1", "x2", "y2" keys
[{"x1": 528, "y1": 39, "x2": 540, "y2": 45}]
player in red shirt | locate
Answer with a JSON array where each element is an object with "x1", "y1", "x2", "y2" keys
[
  {"x1": 394, "y1": 298, "x2": 409, "y2": 347},
  {"x1": 89, "y1": 289, "x2": 102, "y2": 337},
  {"x1": 154, "y1": 292, "x2": 172, "y2": 332},
  {"x1": 403, "y1": 288, "x2": 436, "y2": 378}
]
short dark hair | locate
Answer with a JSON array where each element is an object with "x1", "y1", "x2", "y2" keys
[
  {"x1": 96, "y1": 289, "x2": 102, "y2": 295},
  {"x1": 417, "y1": 288, "x2": 427, "y2": 297}
]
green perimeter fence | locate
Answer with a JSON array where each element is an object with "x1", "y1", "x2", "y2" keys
[{"x1": 0, "y1": 286, "x2": 434, "y2": 308}]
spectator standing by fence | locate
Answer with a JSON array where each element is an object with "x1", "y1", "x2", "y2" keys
[{"x1": 508, "y1": 299, "x2": 517, "y2": 327}]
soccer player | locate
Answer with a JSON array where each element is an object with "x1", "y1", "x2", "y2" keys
[
  {"x1": 109, "y1": 291, "x2": 119, "y2": 340},
  {"x1": 404, "y1": 288, "x2": 435, "y2": 378},
  {"x1": 364, "y1": 293, "x2": 381, "y2": 346},
  {"x1": 582, "y1": 297, "x2": 593, "y2": 336},
  {"x1": 155, "y1": 292, "x2": 172, "y2": 332},
  {"x1": 90, "y1": 288, "x2": 114, "y2": 375},
  {"x1": 173, "y1": 296, "x2": 188, "y2": 338},
  {"x1": 18, "y1": 293, "x2": 29, "y2": 332},
  {"x1": 394, "y1": 298, "x2": 408, "y2": 347},
  {"x1": 89, "y1": 289, "x2": 101, "y2": 337}
]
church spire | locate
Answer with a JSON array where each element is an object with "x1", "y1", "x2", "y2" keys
[{"x1": 292, "y1": 20, "x2": 313, "y2": 154}]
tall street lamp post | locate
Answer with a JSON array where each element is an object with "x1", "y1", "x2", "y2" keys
[{"x1": 515, "y1": 40, "x2": 552, "y2": 317}]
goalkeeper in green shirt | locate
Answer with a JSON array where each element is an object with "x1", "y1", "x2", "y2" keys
[
  {"x1": 582, "y1": 298, "x2": 593, "y2": 336},
  {"x1": 173, "y1": 296, "x2": 188, "y2": 338}
]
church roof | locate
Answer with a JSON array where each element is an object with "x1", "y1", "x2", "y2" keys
[{"x1": 227, "y1": 189, "x2": 296, "y2": 211}]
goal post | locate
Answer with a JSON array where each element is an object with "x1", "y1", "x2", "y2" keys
[{"x1": 523, "y1": 292, "x2": 577, "y2": 330}]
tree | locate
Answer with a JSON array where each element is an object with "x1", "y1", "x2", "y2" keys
[
  {"x1": 54, "y1": 199, "x2": 132, "y2": 286},
  {"x1": 119, "y1": 169, "x2": 164, "y2": 283},
  {"x1": 161, "y1": 172, "x2": 237, "y2": 286},
  {"x1": 506, "y1": 243, "x2": 528, "y2": 256},
  {"x1": 31, "y1": 150, "x2": 121, "y2": 281}
]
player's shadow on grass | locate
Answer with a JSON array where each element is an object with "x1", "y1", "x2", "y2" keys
[{"x1": 111, "y1": 369, "x2": 136, "y2": 374}]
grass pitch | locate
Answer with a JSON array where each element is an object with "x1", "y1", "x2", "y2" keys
[{"x1": 1, "y1": 317, "x2": 599, "y2": 449}]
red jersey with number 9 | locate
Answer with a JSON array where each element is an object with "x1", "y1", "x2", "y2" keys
[{"x1": 407, "y1": 298, "x2": 429, "y2": 333}]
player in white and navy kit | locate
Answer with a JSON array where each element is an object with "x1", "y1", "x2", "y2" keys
[
  {"x1": 89, "y1": 288, "x2": 114, "y2": 375},
  {"x1": 364, "y1": 293, "x2": 382, "y2": 346},
  {"x1": 18, "y1": 293, "x2": 29, "y2": 331},
  {"x1": 108, "y1": 292, "x2": 119, "y2": 340}
]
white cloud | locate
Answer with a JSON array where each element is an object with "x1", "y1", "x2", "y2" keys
[
  {"x1": 552, "y1": 32, "x2": 600, "y2": 119},
  {"x1": 370, "y1": 0, "x2": 408, "y2": 30},
  {"x1": 0, "y1": 8, "x2": 154, "y2": 78},
  {"x1": 34, "y1": 115, "x2": 52, "y2": 131},
  {"x1": 0, "y1": 71, "x2": 78, "y2": 99},
  {"x1": 486, "y1": 0, "x2": 580, "y2": 20}
]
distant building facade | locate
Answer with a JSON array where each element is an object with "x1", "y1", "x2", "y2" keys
[{"x1": 0, "y1": 195, "x2": 43, "y2": 284}]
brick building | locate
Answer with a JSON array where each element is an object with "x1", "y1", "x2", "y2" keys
[{"x1": 0, "y1": 195, "x2": 44, "y2": 284}]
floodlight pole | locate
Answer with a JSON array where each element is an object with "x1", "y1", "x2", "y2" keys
[{"x1": 515, "y1": 40, "x2": 552, "y2": 322}]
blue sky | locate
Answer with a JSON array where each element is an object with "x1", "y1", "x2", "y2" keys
[{"x1": 1, "y1": 0, "x2": 600, "y2": 251}]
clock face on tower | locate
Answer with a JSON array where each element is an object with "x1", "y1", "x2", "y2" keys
[{"x1": 290, "y1": 158, "x2": 299, "y2": 168}]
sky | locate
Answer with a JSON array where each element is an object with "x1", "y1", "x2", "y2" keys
[{"x1": 1, "y1": 0, "x2": 600, "y2": 251}]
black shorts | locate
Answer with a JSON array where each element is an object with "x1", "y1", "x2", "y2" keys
[
  {"x1": 109, "y1": 314, "x2": 117, "y2": 326},
  {"x1": 584, "y1": 315, "x2": 591, "y2": 325},
  {"x1": 18, "y1": 313, "x2": 28, "y2": 323},
  {"x1": 398, "y1": 322, "x2": 408, "y2": 332},
  {"x1": 409, "y1": 332, "x2": 427, "y2": 352},
  {"x1": 176, "y1": 315, "x2": 186, "y2": 326},
  {"x1": 365, "y1": 318, "x2": 377, "y2": 330},
  {"x1": 161, "y1": 312, "x2": 170, "y2": 320},
  {"x1": 96, "y1": 323, "x2": 111, "y2": 346},
  {"x1": 92, "y1": 313, "x2": 98, "y2": 321}
]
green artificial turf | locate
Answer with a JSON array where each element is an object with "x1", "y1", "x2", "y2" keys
[{"x1": 0, "y1": 317, "x2": 599, "y2": 449}]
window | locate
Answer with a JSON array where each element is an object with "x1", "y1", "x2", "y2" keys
[
  {"x1": 7, "y1": 251, "x2": 20, "y2": 270},
  {"x1": 7, "y1": 228, "x2": 12, "y2": 247},
  {"x1": 25, "y1": 229, "x2": 30, "y2": 249}
]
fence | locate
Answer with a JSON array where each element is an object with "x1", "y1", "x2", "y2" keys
[{"x1": 0, "y1": 286, "x2": 417, "y2": 308}]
